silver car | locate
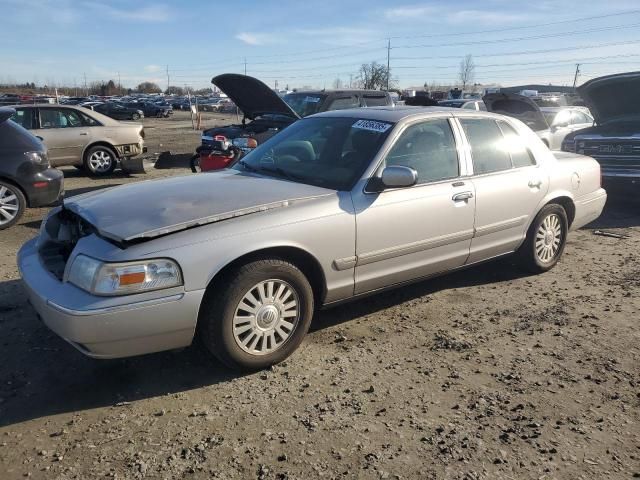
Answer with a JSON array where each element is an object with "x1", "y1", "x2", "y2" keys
[
  {"x1": 540, "y1": 107, "x2": 594, "y2": 150},
  {"x1": 10, "y1": 105, "x2": 146, "y2": 176},
  {"x1": 18, "y1": 107, "x2": 607, "y2": 370}
]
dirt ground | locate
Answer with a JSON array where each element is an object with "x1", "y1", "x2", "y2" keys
[{"x1": 0, "y1": 112, "x2": 638, "y2": 479}]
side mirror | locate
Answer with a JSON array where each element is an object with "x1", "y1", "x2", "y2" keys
[
  {"x1": 380, "y1": 165, "x2": 417, "y2": 189},
  {"x1": 551, "y1": 122, "x2": 568, "y2": 131}
]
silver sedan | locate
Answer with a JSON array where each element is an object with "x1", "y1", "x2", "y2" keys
[{"x1": 18, "y1": 107, "x2": 607, "y2": 370}]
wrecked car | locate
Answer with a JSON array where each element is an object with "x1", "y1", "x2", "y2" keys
[
  {"x1": 561, "y1": 71, "x2": 640, "y2": 191},
  {"x1": 19, "y1": 107, "x2": 606, "y2": 370},
  {"x1": 199, "y1": 73, "x2": 392, "y2": 155}
]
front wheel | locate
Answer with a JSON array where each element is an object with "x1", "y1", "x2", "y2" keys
[
  {"x1": 132, "y1": 113, "x2": 140, "y2": 121},
  {"x1": 518, "y1": 204, "x2": 568, "y2": 273},
  {"x1": 199, "y1": 259, "x2": 314, "y2": 371},
  {"x1": 0, "y1": 181, "x2": 26, "y2": 230}
]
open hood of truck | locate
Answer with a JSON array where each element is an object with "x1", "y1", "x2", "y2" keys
[
  {"x1": 483, "y1": 93, "x2": 549, "y2": 132},
  {"x1": 577, "y1": 71, "x2": 640, "y2": 125},
  {"x1": 212, "y1": 73, "x2": 300, "y2": 120},
  {"x1": 63, "y1": 170, "x2": 332, "y2": 243}
]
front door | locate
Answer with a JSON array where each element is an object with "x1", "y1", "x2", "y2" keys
[
  {"x1": 35, "y1": 108, "x2": 90, "y2": 165},
  {"x1": 352, "y1": 118, "x2": 476, "y2": 294},
  {"x1": 458, "y1": 117, "x2": 549, "y2": 263}
]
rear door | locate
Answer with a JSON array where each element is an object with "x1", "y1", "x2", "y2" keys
[
  {"x1": 458, "y1": 117, "x2": 548, "y2": 263},
  {"x1": 36, "y1": 108, "x2": 90, "y2": 165},
  {"x1": 352, "y1": 117, "x2": 476, "y2": 294}
]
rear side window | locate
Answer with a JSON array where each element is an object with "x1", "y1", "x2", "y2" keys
[
  {"x1": 363, "y1": 95, "x2": 389, "y2": 107},
  {"x1": 497, "y1": 120, "x2": 536, "y2": 168},
  {"x1": 328, "y1": 96, "x2": 360, "y2": 111},
  {"x1": 460, "y1": 118, "x2": 512, "y2": 174},
  {"x1": 39, "y1": 108, "x2": 84, "y2": 129},
  {"x1": 11, "y1": 109, "x2": 35, "y2": 129}
]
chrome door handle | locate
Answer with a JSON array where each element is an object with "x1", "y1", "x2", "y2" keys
[
  {"x1": 452, "y1": 191, "x2": 474, "y2": 202},
  {"x1": 528, "y1": 179, "x2": 542, "y2": 188},
  {"x1": 80, "y1": 132, "x2": 88, "y2": 136}
]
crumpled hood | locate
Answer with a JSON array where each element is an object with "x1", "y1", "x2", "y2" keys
[
  {"x1": 577, "y1": 71, "x2": 640, "y2": 125},
  {"x1": 212, "y1": 73, "x2": 300, "y2": 120},
  {"x1": 483, "y1": 93, "x2": 549, "y2": 132},
  {"x1": 63, "y1": 170, "x2": 333, "y2": 243}
]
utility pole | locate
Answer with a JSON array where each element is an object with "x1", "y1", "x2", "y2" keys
[
  {"x1": 386, "y1": 38, "x2": 391, "y2": 91},
  {"x1": 349, "y1": 73, "x2": 353, "y2": 88},
  {"x1": 244, "y1": 57, "x2": 247, "y2": 75},
  {"x1": 83, "y1": 72, "x2": 87, "y2": 96},
  {"x1": 117, "y1": 72, "x2": 121, "y2": 93},
  {"x1": 166, "y1": 65, "x2": 170, "y2": 92},
  {"x1": 572, "y1": 63, "x2": 581, "y2": 89}
]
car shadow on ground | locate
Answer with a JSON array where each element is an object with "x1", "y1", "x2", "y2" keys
[
  {"x1": 0, "y1": 256, "x2": 529, "y2": 428},
  {"x1": 587, "y1": 195, "x2": 640, "y2": 229}
]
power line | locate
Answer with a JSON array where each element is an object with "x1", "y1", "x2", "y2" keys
[{"x1": 393, "y1": 22, "x2": 640, "y2": 49}]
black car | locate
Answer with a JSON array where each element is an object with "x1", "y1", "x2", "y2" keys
[
  {"x1": 124, "y1": 101, "x2": 172, "y2": 118},
  {"x1": 93, "y1": 102, "x2": 144, "y2": 121},
  {"x1": 562, "y1": 71, "x2": 640, "y2": 192},
  {"x1": 200, "y1": 74, "x2": 393, "y2": 153},
  {"x1": 0, "y1": 107, "x2": 63, "y2": 229}
]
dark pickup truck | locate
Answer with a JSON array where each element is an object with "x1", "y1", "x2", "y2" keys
[
  {"x1": 200, "y1": 74, "x2": 393, "y2": 154},
  {"x1": 562, "y1": 71, "x2": 640, "y2": 192}
]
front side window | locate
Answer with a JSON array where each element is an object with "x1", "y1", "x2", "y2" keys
[
  {"x1": 233, "y1": 117, "x2": 393, "y2": 190},
  {"x1": 283, "y1": 93, "x2": 327, "y2": 117},
  {"x1": 39, "y1": 108, "x2": 83, "y2": 129},
  {"x1": 497, "y1": 120, "x2": 536, "y2": 168},
  {"x1": 10, "y1": 108, "x2": 35, "y2": 129},
  {"x1": 328, "y1": 96, "x2": 360, "y2": 111},
  {"x1": 460, "y1": 118, "x2": 512, "y2": 174},
  {"x1": 384, "y1": 119, "x2": 459, "y2": 184},
  {"x1": 363, "y1": 95, "x2": 389, "y2": 107}
]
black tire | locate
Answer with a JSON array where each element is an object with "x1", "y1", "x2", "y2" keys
[
  {"x1": 132, "y1": 113, "x2": 140, "y2": 121},
  {"x1": 0, "y1": 180, "x2": 26, "y2": 230},
  {"x1": 518, "y1": 204, "x2": 568, "y2": 273},
  {"x1": 199, "y1": 258, "x2": 315, "y2": 371},
  {"x1": 74, "y1": 165, "x2": 85, "y2": 170},
  {"x1": 83, "y1": 145, "x2": 117, "y2": 176}
]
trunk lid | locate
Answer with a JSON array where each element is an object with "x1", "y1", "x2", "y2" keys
[
  {"x1": 63, "y1": 170, "x2": 333, "y2": 243},
  {"x1": 577, "y1": 71, "x2": 640, "y2": 125},
  {"x1": 212, "y1": 74, "x2": 300, "y2": 120},
  {"x1": 483, "y1": 93, "x2": 549, "y2": 132}
]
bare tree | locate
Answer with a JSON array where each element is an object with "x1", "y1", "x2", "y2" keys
[
  {"x1": 333, "y1": 77, "x2": 343, "y2": 89},
  {"x1": 357, "y1": 61, "x2": 394, "y2": 90},
  {"x1": 458, "y1": 54, "x2": 475, "y2": 92},
  {"x1": 137, "y1": 82, "x2": 162, "y2": 94}
]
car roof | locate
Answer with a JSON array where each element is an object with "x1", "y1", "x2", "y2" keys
[{"x1": 309, "y1": 105, "x2": 505, "y2": 122}]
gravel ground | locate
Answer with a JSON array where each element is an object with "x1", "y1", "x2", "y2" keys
[{"x1": 0, "y1": 112, "x2": 638, "y2": 479}]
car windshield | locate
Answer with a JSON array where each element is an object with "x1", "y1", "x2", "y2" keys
[
  {"x1": 232, "y1": 117, "x2": 394, "y2": 190},
  {"x1": 283, "y1": 93, "x2": 328, "y2": 117}
]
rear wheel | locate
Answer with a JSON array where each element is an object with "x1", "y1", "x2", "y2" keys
[
  {"x1": 199, "y1": 258, "x2": 314, "y2": 371},
  {"x1": 518, "y1": 204, "x2": 568, "y2": 273},
  {"x1": 0, "y1": 181, "x2": 26, "y2": 230},
  {"x1": 84, "y1": 145, "x2": 117, "y2": 176},
  {"x1": 132, "y1": 113, "x2": 141, "y2": 121}
]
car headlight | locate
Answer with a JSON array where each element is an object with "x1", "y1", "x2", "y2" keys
[
  {"x1": 67, "y1": 255, "x2": 182, "y2": 296},
  {"x1": 25, "y1": 151, "x2": 50, "y2": 168}
]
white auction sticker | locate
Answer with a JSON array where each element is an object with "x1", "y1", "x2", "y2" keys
[
  {"x1": 304, "y1": 96, "x2": 321, "y2": 103},
  {"x1": 352, "y1": 119, "x2": 392, "y2": 133}
]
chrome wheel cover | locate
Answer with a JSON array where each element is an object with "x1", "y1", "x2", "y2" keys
[
  {"x1": 88, "y1": 150, "x2": 113, "y2": 173},
  {"x1": 535, "y1": 213, "x2": 562, "y2": 263},
  {"x1": 0, "y1": 185, "x2": 20, "y2": 225},
  {"x1": 232, "y1": 279, "x2": 300, "y2": 356}
]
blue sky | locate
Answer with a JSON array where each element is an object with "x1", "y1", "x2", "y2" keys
[{"x1": 2, "y1": 0, "x2": 640, "y2": 90}]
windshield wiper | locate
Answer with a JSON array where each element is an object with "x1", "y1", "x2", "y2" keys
[{"x1": 256, "y1": 165, "x2": 304, "y2": 182}]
